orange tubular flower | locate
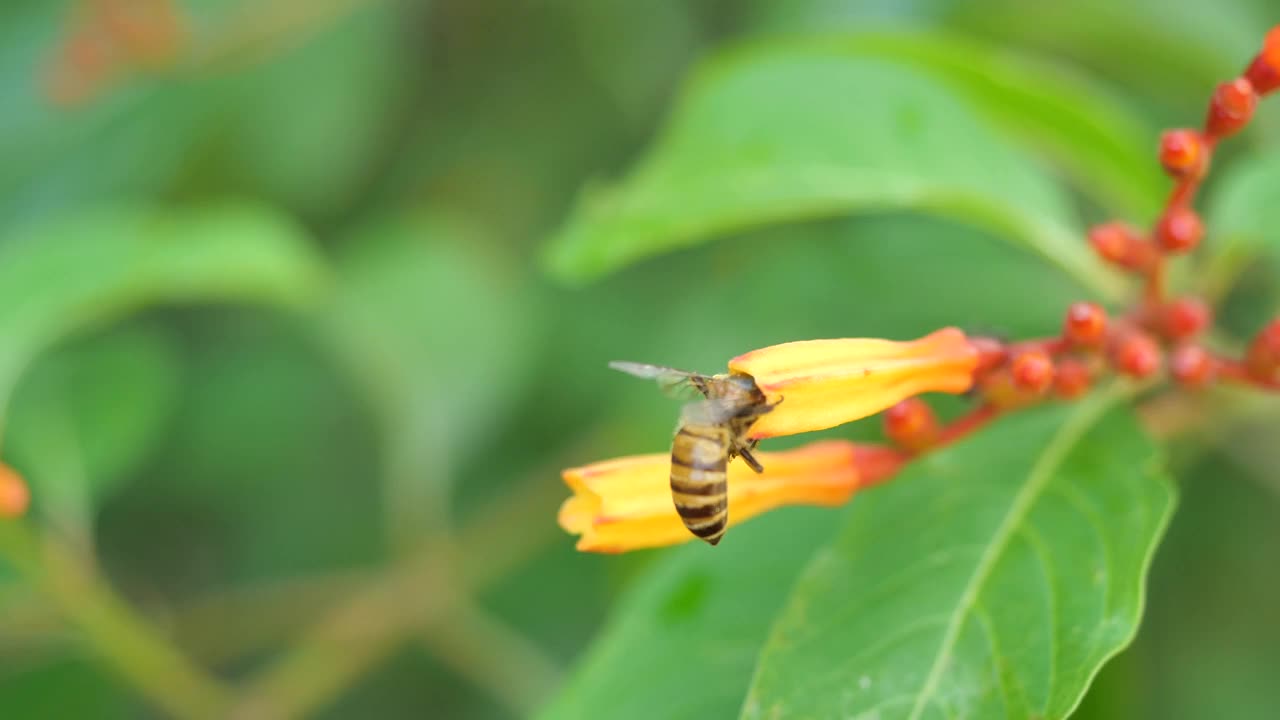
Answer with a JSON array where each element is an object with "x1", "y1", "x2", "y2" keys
[
  {"x1": 559, "y1": 441, "x2": 892, "y2": 553},
  {"x1": 728, "y1": 328, "x2": 978, "y2": 439}
]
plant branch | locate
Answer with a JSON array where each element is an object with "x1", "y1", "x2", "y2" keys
[
  {"x1": 420, "y1": 602, "x2": 563, "y2": 717},
  {"x1": 0, "y1": 521, "x2": 232, "y2": 720},
  {"x1": 229, "y1": 458, "x2": 572, "y2": 718}
]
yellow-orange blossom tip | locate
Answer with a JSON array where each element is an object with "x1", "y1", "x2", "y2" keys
[
  {"x1": 558, "y1": 441, "x2": 888, "y2": 553},
  {"x1": 0, "y1": 463, "x2": 30, "y2": 519},
  {"x1": 727, "y1": 328, "x2": 978, "y2": 440}
]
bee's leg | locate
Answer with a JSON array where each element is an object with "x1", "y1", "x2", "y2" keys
[{"x1": 738, "y1": 446, "x2": 765, "y2": 474}]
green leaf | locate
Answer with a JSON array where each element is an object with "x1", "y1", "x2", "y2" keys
[
  {"x1": 815, "y1": 32, "x2": 1163, "y2": 219},
  {"x1": 543, "y1": 44, "x2": 1122, "y2": 299},
  {"x1": 538, "y1": 509, "x2": 840, "y2": 720},
  {"x1": 5, "y1": 326, "x2": 181, "y2": 519},
  {"x1": 0, "y1": 202, "x2": 326, "y2": 419},
  {"x1": 948, "y1": 0, "x2": 1268, "y2": 116},
  {"x1": 223, "y1": 2, "x2": 406, "y2": 215},
  {"x1": 743, "y1": 394, "x2": 1175, "y2": 719},
  {"x1": 322, "y1": 215, "x2": 533, "y2": 540},
  {"x1": 1203, "y1": 150, "x2": 1280, "y2": 304}
]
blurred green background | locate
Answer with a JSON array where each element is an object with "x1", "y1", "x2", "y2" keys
[{"x1": 2, "y1": 1, "x2": 1280, "y2": 718}]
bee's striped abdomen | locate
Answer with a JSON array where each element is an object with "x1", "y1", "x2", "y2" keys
[{"x1": 670, "y1": 425, "x2": 729, "y2": 545}]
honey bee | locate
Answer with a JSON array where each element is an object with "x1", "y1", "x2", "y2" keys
[{"x1": 609, "y1": 361, "x2": 779, "y2": 545}]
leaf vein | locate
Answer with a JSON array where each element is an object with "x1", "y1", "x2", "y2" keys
[{"x1": 904, "y1": 394, "x2": 1113, "y2": 720}]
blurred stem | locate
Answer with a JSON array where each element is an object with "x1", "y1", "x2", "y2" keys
[
  {"x1": 383, "y1": 419, "x2": 453, "y2": 555},
  {"x1": 228, "y1": 547, "x2": 449, "y2": 720},
  {"x1": 420, "y1": 602, "x2": 563, "y2": 717},
  {"x1": 0, "y1": 520, "x2": 232, "y2": 720},
  {"x1": 230, "y1": 460, "x2": 571, "y2": 718}
]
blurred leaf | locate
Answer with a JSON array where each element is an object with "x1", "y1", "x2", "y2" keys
[
  {"x1": 1204, "y1": 149, "x2": 1280, "y2": 310},
  {"x1": 5, "y1": 325, "x2": 181, "y2": 526},
  {"x1": 1116, "y1": 449, "x2": 1280, "y2": 720},
  {"x1": 223, "y1": 1, "x2": 406, "y2": 215},
  {"x1": 947, "y1": 0, "x2": 1267, "y2": 117},
  {"x1": 103, "y1": 314, "x2": 385, "y2": 586},
  {"x1": 0, "y1": 2, "x2": 407, "y2": 231},
  {"x1": 543, "y1": 43, "x2": 1121, "y2": 299},
  {"x1": 818, "y1": 32, "x2": 1163, "y2": 218},
  {"x1": 743, "y1": 395, "x2": 1174, "y2": 719},
  {"x1": 0, "y1": 656, "x2": 135, "y2": 719},
  {"x1": 565, "y1": 1, "x2": 699, "y2": 128},
  {"x1": 323, "y1": 215, "x2": 533, "y2": 538},
  {"x1": 0, "y1": 201, "x2": 326, "y2": 414},
  {"x1": 538, "y1": 509, "x2": 839, "y2": 720}
]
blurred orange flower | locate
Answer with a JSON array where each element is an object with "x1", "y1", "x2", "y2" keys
[
  {"x1": 559, "y1": 441, "x2": 897, "y2": 553},
  {"x1": 0, "y1": 463, "x2": 30, "y2": 519},
  {"x1": 729, "y1": 327, "x2": 978, "y2": 439}
]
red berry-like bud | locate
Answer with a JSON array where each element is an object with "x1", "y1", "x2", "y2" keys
[
  {"x1": 883, "y1": 398, "x2": 938, "y2": 452},
  {"x1": 1111, "y1": 332, "x2": 1162, "y2": 378},
  {"x1": 1010, "y1": 350, "x2": 1054, "y2": 395},
  {"x1": 1053, "y1": 359, "x2": 1092, "y2": 399},
  {"x1": 1155, "y1": 207, "x2": 1204, "y2": 253},
  {"x1": 969, "y1": 337, "x2": 1008, "y2": 375},
  {"x1": 0, "y1": 464, "x2": 29, "y2": 519},
  {"x1": 1160, "y1": 297, "x2": 1212, "y2": 340},
  {"x1": 1206, "y1": 78, "x2": 1257, "y2": 139},
  {"x1": 1245, "y1": 26, "x2": 1280, "y2": 95},
  {"x1": 1088, "y1": 222, "x2": 1155, "y2": 270},
  {"x1": 1063, "y1": 302, "x2": 1108, "y2": 347},
  {"x1": 1170, "y1": 345, "x2": 1216, "y2": 388},
  {"x1": 979, "y1": 370, "x2": 1022, "y2": 409},
  {"x1": 1246, "y1": 318, "x2": 1280, "y2": 379},
  {"x1": 1158, "y1": 129, "x2": 1208, "y2": 179}
]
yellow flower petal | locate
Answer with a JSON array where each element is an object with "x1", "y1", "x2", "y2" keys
[
  {"x1": 728, "y1": 327, "x2": 978, "y2": 439},
  {"x1": 559, "y1": 441, "x2": 866, "y2": 553}
]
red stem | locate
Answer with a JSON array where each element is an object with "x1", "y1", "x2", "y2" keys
[
  {"x1": 1216, "y1": 357, "x2": 1280, "y2": 391},
  {"x1": 937, "y1": 404, "x2": 1002, "y2": 445}
]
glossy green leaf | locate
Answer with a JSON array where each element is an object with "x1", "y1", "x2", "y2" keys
[
  {"x1": 743, "y1": 394, "x2": 1174, "y2": 719},
  {"x1": 538, "y1": 509, "x2": 840, "y2": 720},
  {"x1": 811, "y1": 32, "x2": 1164, "y2": 218},
  {"x1": 543, "y1": 45, "x2": 1122, "y2": 299},
  {"x1": 0, "y1": 202, "x2": 326, "y2": 416}
]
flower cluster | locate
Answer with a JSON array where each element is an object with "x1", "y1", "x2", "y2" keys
[
  {"x1": 558, "y1": 25, "x2": 1280, "y2": 553},
  {"x1": 45, "y1": 0, "x2": 185, "y2": 106}
]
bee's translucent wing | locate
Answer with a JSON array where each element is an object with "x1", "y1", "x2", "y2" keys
[
  {"x1": 679, "y1": 398, "x2": 740, "y2": 426},
  {"x1": 609, "y1": 360, "x2": 713, "y2": 400}
]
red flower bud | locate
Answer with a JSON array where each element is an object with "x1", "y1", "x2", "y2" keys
[
  {"x1": 883, "y1": 398, "x2": 939, "y2": 452},
  {"x1": 1206, "y1": 78, "x2": 1257, "y2": 139},
  {"x1": 1089, "y1": 222, "x2": 1155, "y2": 270},
  {"x1": 1053, "y1": 359, "x2": 1092, "y2": 399},
  {"x1": 1159, "y1": 129, "x2": 1208, "y2": 179},
  {"x1": 1160, "y1": 297, "x2": 1212, "y2": 340},
  {"x1": 1170, "y1": 345, "x2": 1216, "y2": 388},
  {"x1": 1155, "y1": 207, "x2": 1204, "y2": 253},
  {"x1": 1246, "y1": 318, "x2": 1280, "y2": 379},
  {"x1": 979, "y1": 370, "x2": 1022, "y2": 409},
  {"x1": 969, "y1": 337, "x2": 1008, "y2": 375},
  {"x1": 1245, "y1": 26, "x2": 1280, "y2": 95},
  {"x1": 1063, "y1": 302, "x2": 1108, "y2": 347},
  {"x1": 1111, "y1": 332, "x2": 1162, "y2": 378},
  {"x1": 1010, "y1": 350, "x2": 1054, "y2": 395}
]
